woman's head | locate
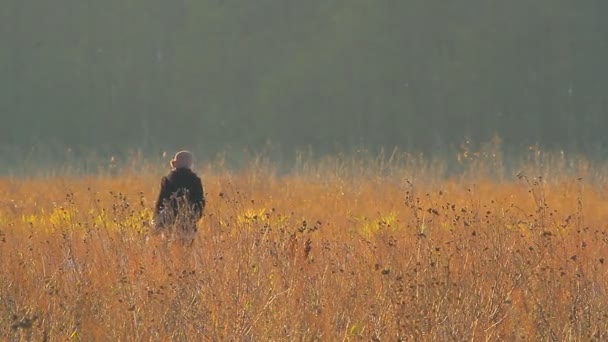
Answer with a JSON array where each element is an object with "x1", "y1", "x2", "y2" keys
[{"x1": 170, "y1": 150, "x2": 194, "y2": 169}]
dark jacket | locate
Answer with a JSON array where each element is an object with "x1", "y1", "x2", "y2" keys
[{"x1": 155, "y1": 168, "x2": 205, "y2": 220}]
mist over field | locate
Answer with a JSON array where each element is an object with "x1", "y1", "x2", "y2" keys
[
  {"x1": 5, "y1": 3, "x2": 608, "y2": 340},
  {"x1": 1, "y1": 1, "x2": 607, "y2": 169}
]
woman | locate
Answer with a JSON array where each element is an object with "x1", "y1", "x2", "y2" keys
[{"x1": 153, "y1": 151, "x2": 205, "y2": 237}]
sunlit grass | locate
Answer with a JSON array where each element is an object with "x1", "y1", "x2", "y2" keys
[{"x1": 2, "y1": 151, "x2": 608, "y2": 340}]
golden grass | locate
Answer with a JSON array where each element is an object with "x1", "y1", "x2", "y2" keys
[{"x1": 2, "y1": 155, "x2": 608, "y2": 340}]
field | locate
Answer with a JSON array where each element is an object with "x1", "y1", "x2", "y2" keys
[{"x1": 2, "y1": 152, "x2": 608, "y2": 341}]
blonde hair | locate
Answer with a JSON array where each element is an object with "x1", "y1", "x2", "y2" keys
[{"x1": 170, "y1": 150, "x2": 194, "y2": 169}]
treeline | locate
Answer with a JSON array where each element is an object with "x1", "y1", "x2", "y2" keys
[{"x1": 1, "y1": 0, "x2": 607, "y2": 156}]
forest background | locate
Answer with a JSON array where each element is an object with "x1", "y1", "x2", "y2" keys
[{"x1": 1, "y1": 1, "x2": 607, "y2": 172}]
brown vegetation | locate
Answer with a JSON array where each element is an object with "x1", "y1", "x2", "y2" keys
[{"x1": 2, "y1": 154, "x2": 608, "y2": 340}]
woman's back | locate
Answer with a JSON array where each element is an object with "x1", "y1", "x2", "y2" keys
[
  {"x1": 156, "y1": 168, "x2": 205, "y2": 218},
  {"x1": 152, "y1": 151, "x2": 205, "y2": 239}
]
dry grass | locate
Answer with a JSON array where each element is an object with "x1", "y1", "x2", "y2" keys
[{"x1": 2, "y1": 153, "x2": 608, "y2": 341}]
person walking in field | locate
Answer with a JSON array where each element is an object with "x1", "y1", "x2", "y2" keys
[{"x1": 153, "y1": 150, "x2": 205, "y2": 240}]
